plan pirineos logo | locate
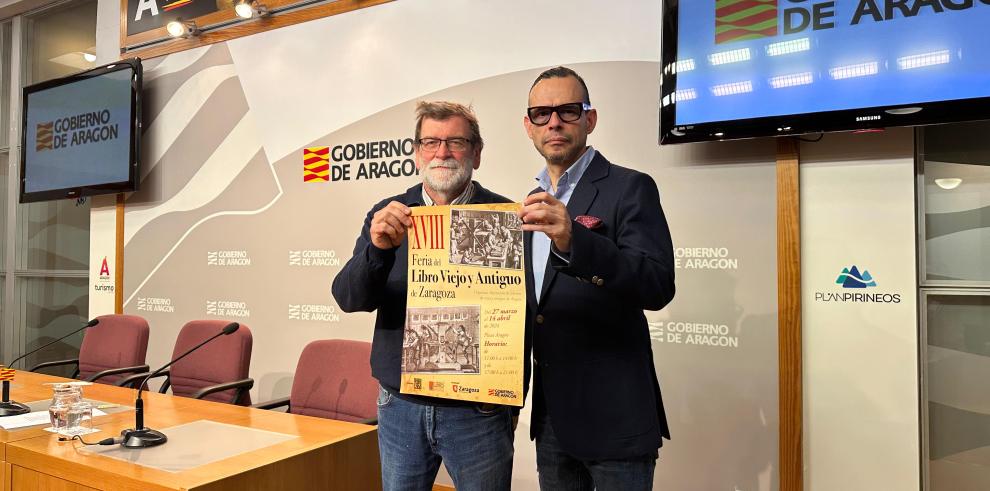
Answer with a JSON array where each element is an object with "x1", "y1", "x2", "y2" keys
[
  {"x1": 716, "y1": 0, "x2": 779, "y2": 44},
  {"x1": 815, "y1": 265, "x2": 901, "y2": 304},
  {"x1": 835, "y1": 265, "x2": 876, "y2": 288}
]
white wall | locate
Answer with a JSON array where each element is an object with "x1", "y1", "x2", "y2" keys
[{"x1": 88, "y1": 0, "x2": 122, "y2": 317}]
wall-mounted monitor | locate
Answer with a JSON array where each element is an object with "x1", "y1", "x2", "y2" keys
[
  {"x1": 660, "y1": 0, "x2": 990, "y2": 144},
  {"x1": 20, "y1": 58, "x2": 141, "y2": 202}
]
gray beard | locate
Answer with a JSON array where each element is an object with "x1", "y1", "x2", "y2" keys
[{"x1": 423, "y1": 157, "x2": 473, "y2": 196}]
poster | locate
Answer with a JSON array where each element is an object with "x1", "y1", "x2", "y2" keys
[{"x1": 400, "y1": 203, "x2": 526, "y2": 406}]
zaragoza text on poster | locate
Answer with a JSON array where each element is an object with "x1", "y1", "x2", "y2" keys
[{"x1": 401, "y1": 203, "x2": 525, "y2": 406}]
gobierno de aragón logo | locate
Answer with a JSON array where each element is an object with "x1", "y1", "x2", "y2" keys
[{"x1": 815, "y1": 265, "x2": 901, "y2": 304}]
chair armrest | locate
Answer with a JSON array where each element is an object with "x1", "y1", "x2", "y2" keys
[
  {"x1": 190, "y1": 378, "x2": 254, "y2": 403},
  {"x1": 29, "y1": 358, "x2": 79, "y2": 373},
  {"x1": 85, "y1": 365, "x2": 151, "y2": 383},
  {"x1": 357, "y1": 417, "x2": 378, "y2": 425},
  {"x1": 116, "y1": 369, "x2": 169, "y2": 390},
  {"x1": 251, "y1": 396, "x2": 290, "y2": 411}
]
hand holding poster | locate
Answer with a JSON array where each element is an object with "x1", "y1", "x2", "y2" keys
[{"x1": 400, "y1": 203, "x2": 526, "y2": 406}]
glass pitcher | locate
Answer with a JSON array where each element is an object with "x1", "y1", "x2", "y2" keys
[{"x1": 48, "y1": 384, "x2": 83, "y2": 432}]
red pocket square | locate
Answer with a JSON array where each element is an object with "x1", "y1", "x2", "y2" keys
[{"x1": 574, "y1": 215, "x2": 603, "y2": 229}]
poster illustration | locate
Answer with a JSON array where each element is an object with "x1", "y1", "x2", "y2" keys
[{"x1": 401, "y1": 203, "x2": 526, "y2": 406}]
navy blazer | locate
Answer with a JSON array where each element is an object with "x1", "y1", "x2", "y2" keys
[
  {"x1": 332, "y1": 182, "x2": 514, "y2": 401},
  {"x1": 526, "y1": 151, "x2": 675, "y2": 460}
]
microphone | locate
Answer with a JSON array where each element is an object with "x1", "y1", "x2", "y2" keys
[
  {"x1": 120, "y1": 322, "x2": 240, "y2": 448},
  {"x1": 0, "y1": 318, "x2": 100, "y2": 417}
]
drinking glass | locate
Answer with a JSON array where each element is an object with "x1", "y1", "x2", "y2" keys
[{"x1": 65, "y1": 402, "x2": 93, "y2": 435}]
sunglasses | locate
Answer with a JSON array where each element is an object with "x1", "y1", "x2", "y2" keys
[{"x1": 526, "y1": 102, "x2": 592, "y2": 126}]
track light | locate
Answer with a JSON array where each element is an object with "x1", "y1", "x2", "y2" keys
[
  {"x1": 234, "y1": 0, "x2": 269, "y2": 18},
  {"x1": 166, "y1": 20, "x2": 199, "y2": 38},
  {"x1": 934, "y1": 178, "x2": 962, "y2": 190}
]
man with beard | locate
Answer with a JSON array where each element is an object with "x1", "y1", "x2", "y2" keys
[
  {"x1": 518, "y1": 67, "x2": 675, "y2": 490},
  {"x1": 333, "y1": 101, "x2": 515, "y2": 491}
]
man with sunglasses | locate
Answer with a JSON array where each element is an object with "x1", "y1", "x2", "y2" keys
[
  {"x1": 518, "y1": 66, "x2": 675, "y2": 490},
  {"x1": 333, "y1": 101, "x2": 516, "y2": 491}
]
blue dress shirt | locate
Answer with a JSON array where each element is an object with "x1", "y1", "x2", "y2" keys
[{"x1": 533, "y1": 146, "x2": 596, "y2": 303}]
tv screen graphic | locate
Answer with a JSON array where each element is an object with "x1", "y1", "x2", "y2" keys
[
  {"x1": 20, "y1": 59, "x2": 141, "y2": 202},
  {"x1": 660, "y1": 0, "x2": 990, "y2": 143}
]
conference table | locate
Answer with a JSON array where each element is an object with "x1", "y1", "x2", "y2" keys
[{"x1": 0, "y1": 371, "x2": 381, "y2": 490}]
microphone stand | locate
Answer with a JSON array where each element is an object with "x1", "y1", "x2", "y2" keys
[
  {"x1": 0, "y1": 318, "x2": 99, "y2": 417},
  {"x1": 120, "y1": 322, "x2": 239, "y2": 448},
  {"x1": 0, "y1": 378, "x2": 28, "y2": 416}
]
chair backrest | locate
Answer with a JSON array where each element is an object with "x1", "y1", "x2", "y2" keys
[
  {"x1": 78, "y1": 314, "x2": 150, "y2": 385},
  {"x1": 169, "y1": 320, "x2": 253, "y2": 405},
  {"x1": 289, "y1": 339, "x2": 376, "y2": 422}
]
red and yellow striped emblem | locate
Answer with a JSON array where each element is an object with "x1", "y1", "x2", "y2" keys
[
  {"x1": 162, "y1": 0, "x2": 192, "y2": 11},
  {"x1": 304, "y1": 147, "x2": 330, "y2": 183},
  {"x1": 0, "y1": 367, "x2": 15, "y2": 382},
  {"x1": 36, "y1": 122, "x2": 54, "y2": 151},
  {"x1": 715, "y1": 0, "x2": 778, "y2": 44}
]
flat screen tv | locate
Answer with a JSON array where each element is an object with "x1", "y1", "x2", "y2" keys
[
  {"x1": 660, "y1": 0, "x2": 990, "y2": 144},
  {"x1": 20, "y1": 58, "x2": 141, "y2": 202}
]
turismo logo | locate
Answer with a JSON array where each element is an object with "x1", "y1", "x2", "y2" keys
[
  {"x1": 835, "y1": 265, "x2": 876, "y2": 288},
  {"x1": 94, "y1": 256, "x2": 114, "y2": 293},
  {"x1": 815, "y1": 265, "x2": 900, "y2": 304}
]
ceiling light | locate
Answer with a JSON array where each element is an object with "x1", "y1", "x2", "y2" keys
[
  {"x1": 235, "y1": 0, "x2": 269, "y2": 18},
  {"x1": 934, "y1": 178, "x2": 962, "y2": 190},
  {"x1": 708, "y1": 48, "x2": 751, "y2": 66},
  {"x1": 829, "y1": 61, "x2": 879, "y2": 80},
  {"x1": 898, "y1": 50, "x2": 950, "y2": 71},
  {"x1": 166, "y1": 20, "x2": 199, "y2": 38}
]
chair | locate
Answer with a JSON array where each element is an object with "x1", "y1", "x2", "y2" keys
[
  {"x1": 30, "y1": 314, "x2": 150, "y2": 385},
  {"x1": 119, "y1": 320, "x2": 254, "y2": 405},
  {"x1": 254, "y1": 339, "x2": 376, "y2": 424}
]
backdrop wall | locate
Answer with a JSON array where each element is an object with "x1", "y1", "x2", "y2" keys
[{"x1": 84, "y1": 1, "x2": 928, "y2": 489}]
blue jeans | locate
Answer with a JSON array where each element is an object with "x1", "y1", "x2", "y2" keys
[
  {"x1": 535, "y1": 415, "x2": 657, "y2": 491},
  {"x1": 376, "y1": 386, "x2": 514, "y2": 491}
]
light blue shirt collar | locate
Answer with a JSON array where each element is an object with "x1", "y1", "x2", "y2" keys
[{"x1": 535, "y1": 146, "x2": 596, "y2": 197}]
